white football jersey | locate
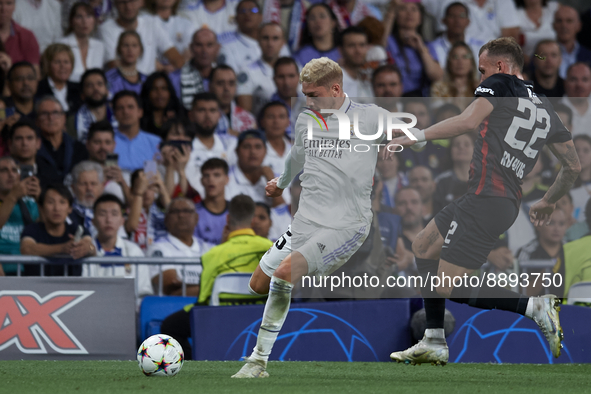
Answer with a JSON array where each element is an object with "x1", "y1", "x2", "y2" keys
[{"x1": 289, "y1": 96, "x2": 387, "y2": 228}]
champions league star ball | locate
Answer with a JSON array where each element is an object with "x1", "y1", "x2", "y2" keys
[{"x1": 137, "y1": 334, "x2": 184, "y2": 376}]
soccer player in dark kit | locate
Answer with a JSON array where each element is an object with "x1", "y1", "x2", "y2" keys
[{"x1": 385, "y1": 37, "x2": 581, "y2": 365}]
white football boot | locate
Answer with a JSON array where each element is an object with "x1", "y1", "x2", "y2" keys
[
  {"x1": 530, "y1": 294, "x2": 564, "y2": 358},
  {"x1": 390, "y1": 336, "x2": 449, "y2": 366},
  {"x1": 231, "y1": 357, "x2": 270, "y2": 378}
]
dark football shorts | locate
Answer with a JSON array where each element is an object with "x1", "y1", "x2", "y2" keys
[{"x1": 434, "y1": 193, "x2": 519, "y2": 270}]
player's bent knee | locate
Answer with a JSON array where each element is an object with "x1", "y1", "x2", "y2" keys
[{"x1": 249, "y1": 267, "x2": 271, "y2": 295}]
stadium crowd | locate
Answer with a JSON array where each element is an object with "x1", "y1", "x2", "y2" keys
[{"x1": 0, "y1": 0, "x2": 590, "y2": 306}]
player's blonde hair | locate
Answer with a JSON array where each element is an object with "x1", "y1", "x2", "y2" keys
[{"x1": 300, "y1": 57, "x2": 343, "y2": 88}]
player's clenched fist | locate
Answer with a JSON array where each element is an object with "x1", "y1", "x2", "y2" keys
[{"x1": 265, "y1": 177, "x2": 284, "y2": 197}]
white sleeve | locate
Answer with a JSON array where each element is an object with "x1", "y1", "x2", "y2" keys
[
  {"x1": 277, "y1": 116, "x2": 305, "y2": 189},
  {"x1": 98, "y1": 21, "x2": 118, "y2": 64},
  {"x1": 154, "y1": 16, "x2": 175, "y2": 55},
  {"x1": 237, "y1": 68, "x2": 255, "y2": 96},
  {"x1": 498, "y1": 0, "x2": 520, "y2": 28}
]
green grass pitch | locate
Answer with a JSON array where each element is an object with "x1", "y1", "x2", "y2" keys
[{"x1": 1, "y1": 361, "x2": 590, "y2": 394}]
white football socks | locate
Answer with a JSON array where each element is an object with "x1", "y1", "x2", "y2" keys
[
  {"x1": 425, "y1": 328, "x2": 445, "y2": 339},
  {"x1": 525, "y1": 297, "x2": 534, "y2": 319},
  {"x1": 251, "y1": 276, "x2": 293, "y2": 364}
]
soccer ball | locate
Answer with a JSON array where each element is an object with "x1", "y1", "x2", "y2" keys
[{"x1": 137, "y1": 334, "x2": 184, "y2": 376}]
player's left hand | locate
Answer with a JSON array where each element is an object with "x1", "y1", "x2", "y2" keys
[
  {"x1": 529, "y1": 198, "x2": 556, "y2": 227},
  {"x1": 382, "y1": 136, "x2": 415, "y2": 160},
  {"x1": 265, "y1": 177, "x2": 284, "y2": 198}
]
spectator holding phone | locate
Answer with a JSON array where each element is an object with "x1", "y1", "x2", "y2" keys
[
  {"x1": 160, "y1": 118, "x2": 198, "y2": 201},
  {"x1": 21, "y1": 184, "x2": 95, "y2": 277},
  {"x1": 126, "y1": 169, "x2": 169, "y2": 251},
  {"x1": 0, "y1": 156, "x2": 40, "y2": 276},
  {"x1": 7, "y1": 119, "x2": 41, "y2": 174}
]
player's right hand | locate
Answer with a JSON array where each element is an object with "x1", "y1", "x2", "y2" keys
[
  {"x1": 265, "y1": 177, "x2": 284, "y2": 198},
  {"x1": 529, "y1": 199, "x2": 556, "y2": 227}
]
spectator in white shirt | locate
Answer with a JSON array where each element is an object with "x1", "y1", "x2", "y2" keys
[
  {"x1": 84, "y1": 194, "x2": 153, "y2": 307},
  {"x1": 148, "y1": 197, "x2": 212, "y2": 296},
  {"x1": 561, "y1": 62, "x2": 591, "y2": 137},
  {"x1": 59, "y1": 2, "x2": 106, "y2": 83},
  {"x1": 339, "y1": 26, "x2": 373, "y2": 98},
  {"x1": 180, "y1": 0, "x2": 240, "y2": 37},
  {"x1": 99, "y1": 0, "x2": 184, "y2": 75},
  {"x1": 259, "y1": 101, "x2": 291, "y2": 176},
  {"x1": 237, "y1": 22, "x2": 285, "y2": 115},
  {"x1": 430, "y1": 2, "x2": 485, "y2": 68},
  {"x1": 145, "y1": 0, "x2": 196, "y2": 68},
  {"x1": 13, "y1": 0, "x2": 62, "y2": 52},
  {"x1": 186, "y1": 92, "x2": 237, "y2": 194},
  {"x1": 515, "y1": 0, "x2": 559, "y2": 59}
]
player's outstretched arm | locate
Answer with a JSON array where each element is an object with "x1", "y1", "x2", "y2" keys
[
  {"x1": 529, "y1": 139, "x2": 581, "y2": 226},
  {"x1": 383, "y1": 98, "x2": 493, "y2": 159}
]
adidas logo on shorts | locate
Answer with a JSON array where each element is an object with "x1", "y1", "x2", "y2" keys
[{"x1": 317, "y1": 243, "x2": 326, "y2": 253}]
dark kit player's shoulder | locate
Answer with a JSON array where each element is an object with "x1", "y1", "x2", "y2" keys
[{"x1": 476, "y1": 74, "x2": 527, "y2": 98}]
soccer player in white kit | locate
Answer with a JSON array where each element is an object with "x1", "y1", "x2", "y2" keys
[{"x1": 232, "y1": 57, "x2": 396, "y2": 378}]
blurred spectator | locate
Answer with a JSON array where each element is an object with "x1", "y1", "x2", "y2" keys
[
  {"x1": 61, "y1": 0, "x2": 114, "y2": 30},
  {"x1": 160, "y1": 118, "x2": 199, "y2": 201},
  {"x1": 0, "y1": 0, "x2": 40, "y2": 74},
  {"x1": 561, "y1": 62, "x2": 591, "y2": 137},
  {"x1": 148, "y1": 197, "x2": 210, "y2": 296},
  {"x1": 13, "y1": 0, "x2": 62, "y2": 53},
  {"x1": 83, "y1": 194, "x2": 153, "y2": 304},
  {"x1": 160, "y1": 194, "x2": 270, "y2": 360},
  {"x1": 294, "y1": 3, "x2": 341, "y2": 66},
  {"x1": 252, "y1": 201, "x2": 272, "y2": 239},
  {"x1": 127, "y1": 169, "x2": 169, "y2": 250},
  {"x1": 105, "y1": 31, "x2": 147, "y2": 95},
  {"x1": 36, "y1": 44, "x2": 82, "y2": 117},
  {"x1": 376, "y1": 152, "x2": 406, "y2": 211},
  {"x1": 8, "y1": 119, "x2": 41, "y2": 175},
  {"x1": 433, "y1": 133, "x2": 474, "y2": 215},
  {"x1": 145, "y1": 0, "x2": 195, "y2": 64},
  {"x1": 260, "y1": 101, "x2": 291, "y2": 176},
  {"x1": 99, "y1": 0, "x2": 184, "y2": 75},
  {"x1": 70, "y1": 160, "x2": 105, "y2": 237},
  {"x1": 271, "y1": 57, "x2": 300, "y2": 139},
  {"x1": 554, "y1": 102, "x2": 573, "y2": 132},
  {"x1": 430, "y1": 2, "x2": 485, "y2": 68},
  {"x1": 225, "y1": 129, "x2": 289, "y2": 240},
  {"x1": 112, "y1": 91, "x2": 161, "y2": 172},
  {"x1": 194, "y1": 158, "x2": 229, "y2": 245},
  {"x1": 384, "y1": 1, "x2": 442, "y2": 96},
  {"x1": 328, "y1": 0, "x2": 379, "y2": 30},
  {"x1": 67, "y1": 69, "x2": 117, "y2": 142},
  {"x1": 140, "y1": 72, "x2": 183, "y2": 138},
  {"x1": 557, "y1": 193, "x2": 588, "y2": 242},
  {"x1": 554, "y1": 5, "x2": 591, "y2": 79},
  {"x1": 430, "y1": 41, "x2": 478, "y2": 110},
  {"x1": 515, "y1": 0, "x2": 559, "y2": 59},
  {"x1": 236, "y1": 22, "x2": 285, "y2": 115},
  {"x1": 59, "y1": 2, "x2": 106, "y2": 83},
  {"x1": 35, "y1": 96, "x2": 88, "y2": 188},
  {"x1": 0, "y1": 156, "x2": 40, "y2": 276},
  {"x1": 0, "y1": 43, "x2": 11, "y2": 96},
  {"x1": 507, "y1": 159, "x2": 547, "y2": 254},
  {"x1": 516, "y1": 208, "x2": 567, "y2": 297},
  {"x1": 260, "y1": 0, "x2": 306, "y2": 53},
  {"x1": 530, "y1": 39, "x2": 564, "y2": 102},
  {"x1": 573, "y1": 134, "x2": 591, "y2": 188},
  {"x1": 563, "y1": 198, "x2": 591, "y2": 299},
  {"x1": 408, "y1": 166, "x2": 435, "y2": 222},
  {"x1": 21, "y1": 184, "x2": 94, "y2": 277},
  {"x1": 394, "y1": 187, "x2": 425, "y2": 251},
  {"x1": 84, "y1": 121, "x2": 128, "y2": 203},
  {"x1": 217, "y1": 0, "x2": 265, "y2": 73},
  {"x1": 6, "y1": 62, "x2": 38, "y2": 120},
  {"x1": 400, "y1": 99, "x2": 447, "y2": 175},
  {"x1": 339, "y1": 26, "x2": 373, "y2": 98},
  {"x1": 186, "y1": 92, "x2": 237, "y2": 194},
  {"x1": 357, "y1": 17, "x2": 388, "y2": 72},
  {"x1": 210, "y1": 65, "x2": 257, "y2": 136},
  {"x1": 433, "y1": 102, "x2": 461, "y2": 123},
  {"x1": 171, "y1": 28, "x2": 220, "y2": 110},
  {"x1": 438, "y1": 0, "x2": 520, "y2": 44},
  {"x1": 180, "y1": 0, "x2": 239, "y2": 37},
  {"x1": 371, "y1": 65, "x2": 403, "y2": 111}
]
